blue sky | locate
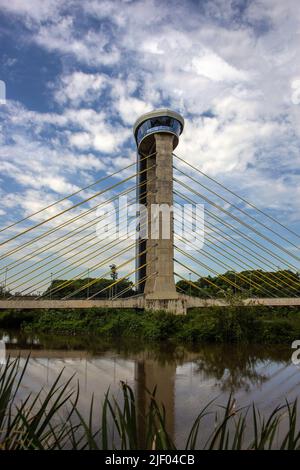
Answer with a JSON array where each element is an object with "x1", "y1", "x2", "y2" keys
[{"x1": 0, "y1": 0, "x2": 300, "y2": 289}]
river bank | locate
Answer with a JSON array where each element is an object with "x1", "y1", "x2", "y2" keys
[{"x1": 0, "y1": 305, "x2": 300, "y2": 343}]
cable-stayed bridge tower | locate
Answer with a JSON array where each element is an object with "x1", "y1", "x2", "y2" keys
[{"x1": 133, "y1": 109, "x2": 184, "y2": 303}]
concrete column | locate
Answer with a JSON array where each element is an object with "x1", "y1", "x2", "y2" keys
[
  {"x1": 144, "y1": 153, "x2": 157, "y2": 294},
  {"x1": 145, "y1": 133, "x2": 178, "y2": 300}
]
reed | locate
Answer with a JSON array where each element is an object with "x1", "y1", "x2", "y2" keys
[{"x1": 0, "y1": 357, "x2": 299, "y2": 450}]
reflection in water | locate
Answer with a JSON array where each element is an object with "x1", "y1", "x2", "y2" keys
[
  {"x1": 193, "y1": 344, "x2": 290, "y2": 393},
  {"x1": 135, "y1": 360, "x2": 176, "y2": 444},
  {"x1": 1, "y1": 330, "x2": 299, "y2": 447}
]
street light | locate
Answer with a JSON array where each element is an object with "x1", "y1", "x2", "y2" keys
[
  {"x1": 50, "y1": 273, "x2": 53, "y2": 300},
  {"x1": 232, "y1": 270, "x2": 236, "y2": 295},
  {"x1": 189, "y1": 272, "x2": 192, "y2": 296},
  {"x1": 4, "y1": 266, "x2": 8, "y2": 293}
]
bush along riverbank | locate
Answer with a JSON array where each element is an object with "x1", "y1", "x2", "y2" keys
[{"x1": 1, "y1": 305, "x2": 300, "y2": 344}]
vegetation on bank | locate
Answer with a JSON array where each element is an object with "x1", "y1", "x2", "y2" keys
[
  {"x1": 1, "y1": 357, "x2": 300, "y2": 450},
  {"x1": 1, "y1": 305, "x2": 300, "y2": 344},
  {"x1": 177, "y1": 269, "x2": 300, "y2": 298},
  {"x1": 1, "y1": 269, "x2": 299, "y2": 301}
]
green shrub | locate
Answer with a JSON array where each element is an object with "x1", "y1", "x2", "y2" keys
[
  {"x1": 261, "y1": 319, "x2": 295, "y2": 343},
  {"x1": 10, "y1": 306, "x2": 300, "y2": 344}
]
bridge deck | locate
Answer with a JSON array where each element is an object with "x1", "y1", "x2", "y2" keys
[{"x1": 0, "y1": 296, "x2": 299, "y2": 311}]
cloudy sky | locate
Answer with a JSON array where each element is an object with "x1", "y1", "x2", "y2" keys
[{"x1": 0, "y1": 0, "x2": 299, "y2": 290}]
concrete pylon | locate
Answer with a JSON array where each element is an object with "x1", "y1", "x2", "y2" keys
[
  {"x1": 144, "y1": 133, "x2": 177, "y2": 299},
  {"x1": 133, "y1": 109, "x2": 186, "y2": 313}
]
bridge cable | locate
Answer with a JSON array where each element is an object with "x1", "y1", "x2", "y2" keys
[
  {"x1": 174, "y1": 176, "x2": 300, "y2": 267},
  {"x1": 174, "y1": 271, "x2": 214, "y2": 299},
  {"x1": 5, "y1": 184, "x2": 150, "y2": 283},
  {"x1": 174, "y1": 189, "x2": 300, "y2": 290},
  {"x1": 174, "y1": 230, "x2": 278, "y2": 297},
  {"x1": 11, "y1": 215, "x2": 150, "y2": 296},
  {"x1": 173, "y1": 153, "x2": 300, "y2": 241},
  {"x1": 62, "y1": 244, "x2": 154, "y2": 300},
  {"x1": 0, "y1": 160, "x2": 152, "y2": 247},
  {"x1": 173, "y1": 204, "x2": 299, "y2": 296},
  {"x1": 174, "y1": 179, "x2": 300, "y2": 273},
  {"x1": 0, "y1": 163, "x2": 155, "y2": 262},
  {"x1": 0, "y1": 151, "x2": 156, "y2": 235}
]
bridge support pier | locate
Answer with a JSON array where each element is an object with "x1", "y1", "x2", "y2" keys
[{"x1": 144, "y1": 297, "x2": 187, "y2": 315}]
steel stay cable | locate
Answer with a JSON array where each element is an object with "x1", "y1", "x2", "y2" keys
[
  {"x1": 0, "y1": 163, "x2": 155, "y2": 262},
  {"x1": 0, "y1": 179, "x2": 150, "y2": 276},
  {"x1": 173, "y1": 153, "x2": 300, "y2": 241},
  {"x1": 174, "y1": 177, "x2": 300, "y2": 267},
  {"x1": 12, "y1": 216, "x2": 149, "y2": 295},
  {"x1": 37, "y1": 236, "x2": 150, "y2": 300},
  {"x1": 174, "y1": 187, "x2": 300, "y2": 282},
  {"x1": 1, "y1": 171, "x2": 137, "y2": 247},
  {"x1": 0, "y1": 151, "x2": 157, "y2": 235},
  {"x1": 174, "y1": 189, "x2": 300, "y2": 290},
  {"x1": 90, "y1": 269, "x2": 148, "y2": 301},
  {"x1": 174, "y1": 259, "x2": 222, "y2": 292},
  {"x1": 174, "y1": 165, "x2": 299, "y2": 251},
  {"x1": 13, "y1": 237, "x2": 135, "y2": 296},
  {"x1": 174, "y1": 220, "x2": 278, "y2": 297},
  {"x1": 175, "y1": 244, "x2": 247, "y2": 293},
  {"x1": 63, "y1": 243, "x2": 153, "y2": 300},
  {"x1": 33, "y1": 240, "x2": 141, "y2": 300},
  {"x1": 174, "y1": 214, "x2": 297, "y2": 297},
  {"x1": 11, "y1": 210, "x2": 150, "y2": 293},
  {"x1": 174, "y1": 271, "x2": 213, "y2": 299},
  {"x1": 0, "y1": 183, "x2": 134, "y2": 262},
  {"x1": 111, "y1": 272, "x2": 157, "y2": 300},
  {"x1": 11, "y1": 227, "x2": 134, "y2": 293},
  {"x1": 85, "y1": 259, "x2": 155, "y2": 301},
  {"x1": 6, "y1": 183, "x2": 151, "y2": 283},
  {"x1": 173, "y1": 204, "x2": 298, "y2": 296},
  {"x1": 0, "y1": 152, "x2": 156, "y2": 244},
  {"x1": 174, "y1": 230, "x2": 276, "y2": 298},
  {"x1": 0, "y1": 186, "x2": 131, "y2": 272},
  {"x1": 174, "y1": 229, "x2": 277, "y2": 298}
]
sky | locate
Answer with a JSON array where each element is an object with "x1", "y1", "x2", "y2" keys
[{"x1": 0, "y1": 0, "x2": 300, "y2": 290}]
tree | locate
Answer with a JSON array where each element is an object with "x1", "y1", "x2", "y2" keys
[{"x1": 109, "y1": 264, "x2": 118, "y2": 281}]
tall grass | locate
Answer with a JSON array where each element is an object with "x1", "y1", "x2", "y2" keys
[{"x1": 0, "y1": 357, "x2": 299, "y2": 450}]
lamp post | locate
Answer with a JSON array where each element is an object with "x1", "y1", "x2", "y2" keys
[
  {"x1": 87, "y1": 268, "x2": 90, "y2": 299},
  {"x1": 4, "y1": 267, "x2": 8, "y2": 292},
  {"x1": 232, "y1": 270, "x2": 236, "y2": 295},
  {"x1": 50, "y1": 272, "x2": 53, "y2": 300},
  {"x1": 189, "y1": 272, "x2": 192, "y2": 296}
]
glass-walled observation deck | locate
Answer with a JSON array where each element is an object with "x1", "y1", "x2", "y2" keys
[{"x1": 133, "y1": 109, "x2": 184, "y2": 154}]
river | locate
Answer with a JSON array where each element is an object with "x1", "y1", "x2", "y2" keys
[{"x1": 1, "y1": 329, "x2": 299, "y2": 448}]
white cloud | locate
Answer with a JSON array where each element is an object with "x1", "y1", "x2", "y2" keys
[
  {"x1": 0, "y1": 0, "x2": 300, "y2": 232},
  {"x1": 188, "y1": 51, "x2": 249, "y2": 82},
  {"x1": 0, "y1": 0, "x2": 63, "y2": 22},
  {"x1": 54, "y1": 71, "x2": 107, "y2": 106},
  {"x1": 36, "y1": 17, "x2": 120, "y2": 66}
]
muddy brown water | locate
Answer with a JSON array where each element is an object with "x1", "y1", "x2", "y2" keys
[{"x1": 1, "y1": 330, "x2": 299, "y2": 448}]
